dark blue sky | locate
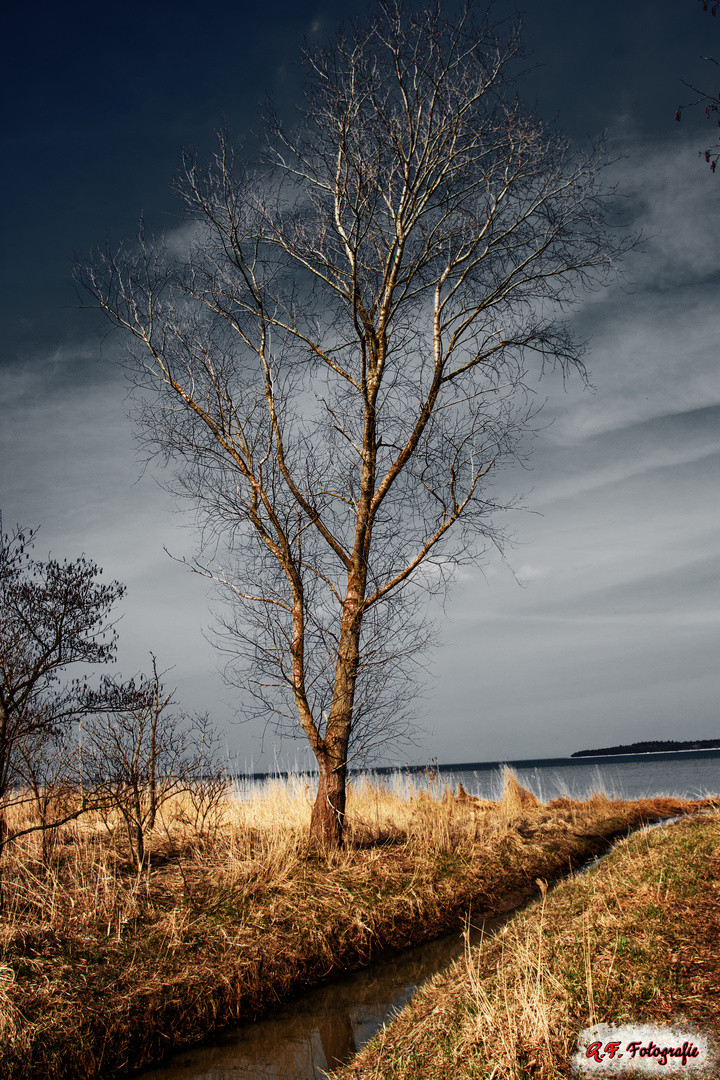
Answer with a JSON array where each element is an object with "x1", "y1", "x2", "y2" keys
[
  {"x1": 1, "y1": 0, "x2": 715, "y2": 360},
  {"x1": 2, "y1": 0, "x2": 719, "y2": 772}
]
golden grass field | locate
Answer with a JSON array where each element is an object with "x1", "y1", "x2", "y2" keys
[{"x1": 0, "y1": 770, "x2": 715, "y2": 1078}]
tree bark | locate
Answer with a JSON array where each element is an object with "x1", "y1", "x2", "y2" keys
[{"x1": 309, "y1": 752, "x2": 347, "y2": 850}]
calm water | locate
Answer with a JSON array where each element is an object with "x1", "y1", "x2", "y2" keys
[
  {"x1": 132, "y1": 753, "x2": 719, "y2": 1080},
  {"x1": 235, "y1": 750, "x2": 720, "y2": 804},
  {"x1": 132, "y1": 918, "x2": 505, "y2": 1080},
  {"x1": 428, "y1": 750, "x2": 720, "y2": 803},
  {"x1": 132, "y1": 911, "x2": 515, "y2": 1080}
]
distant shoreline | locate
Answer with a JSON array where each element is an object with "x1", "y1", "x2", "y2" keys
[{"x1": 572, "y1": 740, "x2": 720, "y2": 759}]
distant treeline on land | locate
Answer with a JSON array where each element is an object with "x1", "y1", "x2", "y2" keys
[{"x1": 572, "y1": 739, "x2": 720, "y2": 758}]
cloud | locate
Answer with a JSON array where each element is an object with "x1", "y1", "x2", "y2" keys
[
  {"x1": 427, "y1": 131, "x2": 720, "y2": 760},
  {"x1": 536, "y1": 428, "x2": 720, "y2": 504},
  {"x1": 534, "y1": 137, "x2": 720, "y2": 443},
  {"x1": 0, "y1": 344, "x2": 237, "y2": 740},
  {"x1": 515, "y1": 563, "x2": 553, "y2": 582}
]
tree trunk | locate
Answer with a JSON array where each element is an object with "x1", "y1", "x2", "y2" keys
[
  {"x1": 124, "y1": 810, "x2": 145, "y2": 871},
  {"x1": 132, "y1": 785, "x2": 145, "y2": 870},
  {"x1": 134, "y1": 819, "x2": 145, "y2": 871},
  {"x1": 148, "y1": 660, "x2": 159, "y2": 830},
  {"x1": 0, "y1": 812, "x2": 6, "y2": 911},
  {"x1": 308, "y1": 593, "x2": 361, "y2": 850},
  {"x1": 310, "y1": 753, "x2": 347, "y2": 849}
]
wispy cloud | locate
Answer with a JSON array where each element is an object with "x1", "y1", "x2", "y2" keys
[
  {"x1": 536, "y1": 430, "x2": 720, "y2": 504},
  {"x1": 425, "y1": 135, "x2": 720, "y2": 760},
  {"x1": 537, "y1": 138, "x2": 720, "y2": 442}
]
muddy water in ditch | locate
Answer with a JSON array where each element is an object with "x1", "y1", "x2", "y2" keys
[{"x1": 133, "y1": 912, "x2": 512, "y2": 1080}]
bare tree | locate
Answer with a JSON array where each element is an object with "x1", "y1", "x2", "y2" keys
[
  {"x1": 173, "y1": 710, "x2": 230, "y2": 843},
  {"x1": 82, "y1": 660, "x2": 206, "y2": 870},
  {"x1": 77, "y1": 0, "x2": 630, "y2": 848},
  {"x1": 11, "y1": 725, "x2": 80, "y2": 866},
  {"x1": 0, "y1": 520, "x2": 125, "y2": 888}
]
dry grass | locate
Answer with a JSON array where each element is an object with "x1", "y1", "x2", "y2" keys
[
  {"x1": 0, "y1": 770, "x2": 712, "y2": 1079},
  {"x1": 337, "y1": 808, "x2": 720, "y2": 1080}
]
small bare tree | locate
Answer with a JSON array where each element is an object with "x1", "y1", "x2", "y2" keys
[
  {"x1": 0, "y1": 520, "x2": 125, "y2": 891},
  {"x1": 173, "y1": 710, "x2": 230, "y2": 843},
  {"x1": 82, "y1": 660, "x2": 202, "y2": 870},
  {"x1": 11, "y1": 725, "x2": 80, "y2": 866},
  {"x1": 78, "y1": 0, "x2": 630, "y2": 848}
]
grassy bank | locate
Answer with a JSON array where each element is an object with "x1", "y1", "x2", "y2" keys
[
  {"x1": 335, "y1": 809, "x2": 720, "y2": 1080},
  {"x1": 0, "y1": 772, "x2": 712, "y2": 1079}
]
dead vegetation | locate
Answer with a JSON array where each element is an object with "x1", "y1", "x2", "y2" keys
[
  {"x1": 0, "y1": 769, "x2": 713, "y2": 1079},
  {"x1": 336, "y1": 806, "x2": 720, "y2": 1080}
]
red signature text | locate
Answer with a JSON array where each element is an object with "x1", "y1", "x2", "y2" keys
[{"x1": 585, "y1": 1039, "x2": 700, "y2": 1068}]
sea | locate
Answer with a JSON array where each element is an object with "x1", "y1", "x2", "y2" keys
[
  {"x1": 238, "y1": 749, "x2": 720, "y2": 804},
  {"x1": 384, "y1": 749, "x2": 720, "y2": 803}
]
